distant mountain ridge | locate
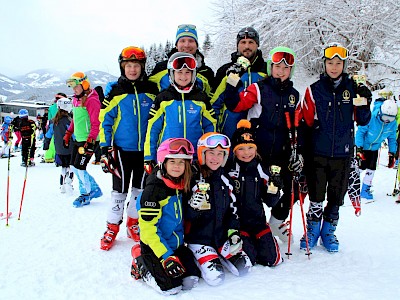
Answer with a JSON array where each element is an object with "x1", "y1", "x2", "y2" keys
[{"x1": 0, "y1": 69, "x2": 118, "y2": 104}]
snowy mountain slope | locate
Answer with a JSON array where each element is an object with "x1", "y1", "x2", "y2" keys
[{"x1": 0, "y1": 143, "x2": 399, "y2": 300}]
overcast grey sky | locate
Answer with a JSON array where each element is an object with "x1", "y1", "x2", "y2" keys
[{"x1": 0, "y1": 0, "x2": 214, "y2": 77}]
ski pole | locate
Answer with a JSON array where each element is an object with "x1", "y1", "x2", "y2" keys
[
  {"x1": 297, "y1": 181, "x2": 311, "y2": 258},
  {"x1": 6, "y1": 138, "x2": 12, "y2": 226},
  {"x1": 18, "y1": 133, "x2": 34, "y2": 220}
]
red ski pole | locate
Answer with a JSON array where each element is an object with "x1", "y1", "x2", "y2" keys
[
  {"x1": 18, "y1": 133, "x2": 34, "y2": 220},
  {"x1": 284, "y1": 112, "x2": 294, "y2": 258}
]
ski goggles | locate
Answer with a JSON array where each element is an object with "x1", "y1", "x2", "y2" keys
[
  {"x1": 66, "y1": 75, "x2": 87, "y2": 88},
  {"x1": 237, "y1": 30, "x2": 258, "y2": 40},
  {"x1": 380, "y1": 113, "x2": 396, "y2": 123},
  {"x1": 271, "y1": 51, "x2": 295, "y2": 66},
  {"x1": 120, "y1": 46, "x2": 146, "y2": 61},
  {"x1": 324, "y1": 45, "x2": 348, "y2": 60},
  {"x1": 170, "y1": 55, "x2": 197, "y2": 70},
  {"x1": 168, "y1": 138, "x2": 195, "y2": 155},
  {"x1": 202, "y1": 134, "x2": 231, "y2": 149},
  {"x1": 177, "y1": 24, "x2": 197, "y2": 30}
]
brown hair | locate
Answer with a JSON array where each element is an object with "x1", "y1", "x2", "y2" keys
[{"x1": 53, "y1": 109, "x2": 71, "y2": 126}]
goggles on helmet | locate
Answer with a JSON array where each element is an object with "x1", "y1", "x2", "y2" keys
[
  {"x1": 171, "y1": 56, "x2": 197, "y2": 71},
  {"x1": 66, "y1": 75, "x2": 87, "y2": 88},
  {"x1": 271, "y1": 51, "x2": 295, "y2": 66},
  {"x1": 120, "y1": 46, "x2": 146, "y2": 61},
  {"x1": 324, "y1": 45, "x2": 348, "y2": 60},
  {"x1": 381, "y1": 114, "x2": 396, "y2": 124},
  {"x1": 177, "y1": 24, "x2": 197, "y2": 30},
  {"x1": 168, "y1": 138, "x2": 195, "y2": 155},
  {"x1": 202, "y1": 134, "x2": 231, "y2": 149}
]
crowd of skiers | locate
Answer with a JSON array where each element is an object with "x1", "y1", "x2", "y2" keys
[{"x1": 3, "y1": 23, "x2": 400, "y2": 295}]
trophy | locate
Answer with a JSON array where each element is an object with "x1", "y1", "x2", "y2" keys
[
  {"x1": 197, "y1": 182, "x2": 211, "y2": 210},
  {"x1": 267, "y1": 165, "x2": 281, "y2": 194}
]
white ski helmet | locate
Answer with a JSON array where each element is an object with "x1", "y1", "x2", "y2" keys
[
  {"x1": 57, "y1": 97, "x2": 73, "y2": 113},
  {"x1": 380, "y1": 99, "x2": 398, "y2": 123},
  {"x1": 167, "y1": 52, "x2": 197, "y2": 93}
]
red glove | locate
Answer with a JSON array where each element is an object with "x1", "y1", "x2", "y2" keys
[
  {"x1": 63, "y1": 130, "x2": 73, "y2": 148},
  {"x1": 162, "y1": 256, "x2": 185, "y2": 278}
]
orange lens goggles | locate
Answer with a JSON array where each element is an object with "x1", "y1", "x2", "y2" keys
[
  {"x1": 120, "y1": 46, "x2": 146, "y2": 61},
  {"x1": 271, "y1": 52, "x2": 295, "y2": 66},
  {"x1": 324, "y1": 46, "x2": 348, "y2": 60}
]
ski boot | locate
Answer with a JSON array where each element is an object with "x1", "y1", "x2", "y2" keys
[
  {"x1": 73, "y1": 194, "x2": 91, "y2": 208},
  {"x1": 28, "y1": 158, "x2": 35, "y2": 167},
  {"x1": 100, "y1": 223, "x2": 120, "y2": 251},
  {"x1": 320, "y1": 219, "x2": 339, "y2": 252},
  {"x1": 126, "y1": 217, "x2": 140, "y2": 242},
  {"x1": 360, "y1": 183, "x2": 373, "y2": 200},
  {"x1": 269, "y1": 215, "x2": 293, "y2": 244},
  {"x1": 89, "y1": 187, "x2": 103, "y2": 199},
  {"x1": 300, "y1": 219, "x2": 321, "y2": 250},
  {"x1": 21, "y1": 161, "x2": 27, "y2": 167},
  {"x1": 131, "y1": 244, "x2": 142, "y2": 279}
]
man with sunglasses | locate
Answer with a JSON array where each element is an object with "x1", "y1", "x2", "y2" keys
[
  {"x1": 149, "y1": 24, "x2": 215, "y2": 98},
  {"x1": 212, "y1": 27, "x2": 267, "y2": 140},
  {"x1": 298, "y1": 43, "x2": 372, "y2": 253}
]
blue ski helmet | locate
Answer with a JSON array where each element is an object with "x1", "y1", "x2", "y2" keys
[{"x1": 19, "y1": 109, "x2": 29, "y2": 118}]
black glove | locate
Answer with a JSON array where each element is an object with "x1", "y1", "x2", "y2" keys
[
  {"x1": 388, "y1": 152, "x2": 396, "y2": 169},
  {"x1": 356, "y1": 147, "x2": 365, "y2": 167},
  {"x1": 100, "y1": 146, "x2": 121, "y2": 178},
  {"x1": 226, "y1": 63, "x2": 244, "y2": 77},
  {"x1": 288, "y1": 153, "x2": 304, "y2": 173},
  {"x1": 43, "y1": 137, "x2": 51, "y2": 150},
  {"x1": 162, "y1": 256, "x2": 186, "y2": 278},
  {"x1": 356, "y1": 83, "x2": 372, "y2": 100},
  {"x1": 144, "y1": 160, "x2": 156, "y2": 175},
  {"x1": 270, "y1": 173, "x2": 284, "y2": 191},
  {"x1": 83, "y1": 138, "x2": 95, "y2": 155}
]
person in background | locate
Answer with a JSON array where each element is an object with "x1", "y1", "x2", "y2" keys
[
  {"x1": 144, "y1": 52, "x2": 216, "y2": 172},
  {"x1": 64, "y1": 72, "x2": 102, "y2": 208},
  {"x1": 149, "y1": 24, "x2": 215, "y2": 96},
  {"x1": 184, "y1": 132, "x2": 252, "y2": 286},
  {"x1": 356, "y1": 98, "x2": 398, "y2": 200},
  {"x1": 228, "y1": 120, "x2": 283, "y2": 267},
  {"x1": 19, "y1": 109, "x2": 37, "y2": 167},
  {"x1": 298, "y1": 43, "x2": 372, "y2": 252},
  {"x1": 1, "y1": 116, "x2": 13, "y2": 158},
  {"x1": 131, "y1": 138, "x2": 200, "y2": 295},
  {"x1": 212, "y1": 27, "x2": 267, "y2": 140},
  {"x1": 99, "y1": 46, "x2": 158, "y2": 251},
  {"x1": 43, "y1": 98, "x2": 74, "y2": 193},
  {"x1": 11, "y1": 114, "x2": 22, "y2": 152},
  {"x1": 43, "y1": 93, "x2": 66, "y2": 163}
]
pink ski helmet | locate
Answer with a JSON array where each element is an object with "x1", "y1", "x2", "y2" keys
[{"x1": 157, "y1": 138, "x2": 194, "y2": 166}]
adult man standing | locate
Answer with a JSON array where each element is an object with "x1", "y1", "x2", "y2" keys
[
  {"x1": 211, "y1": 27, "x2": 267, "y2": 139},
  {"x1": 149, "y1": 24, "x2": 215, "y2": 97}
]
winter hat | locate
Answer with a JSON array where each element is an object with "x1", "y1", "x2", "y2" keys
[
  {"x1": 5, "y1": 116, "x2": 13, "y2": 123},
  {"x1": 175, "y1": 24, "x2": 198, "y2": 46},
  {"x1": 231, "y1": 119, "x2": 257, "y2": 153},
  {"x1": 236, "y1": 27, "x2": 259, "y2": 46}
]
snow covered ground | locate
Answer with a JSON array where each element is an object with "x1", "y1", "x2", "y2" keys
[{"x1": 1, "y1": 143, "x2": 399, "y2": 300}]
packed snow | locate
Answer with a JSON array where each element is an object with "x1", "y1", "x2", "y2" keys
[{"x1": 0, "y1": 141, "x2": 399, "y2": 300}]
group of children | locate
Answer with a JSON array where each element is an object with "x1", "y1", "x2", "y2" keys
[{"x1": 3, "y1": 23, "x2": 397, "y2": 295}]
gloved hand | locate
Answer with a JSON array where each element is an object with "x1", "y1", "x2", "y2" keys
[
  {"x1": 388, "y1": 152, "x2": 396, "y2": 168},
  {"x1": 144, "y1": 160, "x2": 156, "y2": 175},
  {"x1": 188, "y1": 191, "x2": 209, "y2": 210},
  {"x1": 269, "y1": 173, "x2": 284, "y2": 192},
  {"x1": 161, "y1": 256, "x2": 186, "y2": 278},
  {"x1": 100, "y1": 146, "x2": 113, "y2": 174},
  {"x1": 83, "y1": 138, "x2": 95, "y2": 155},
  {"x1": 288, "y1": 153, "x2": 304, "y2": 173},
  {"x1": 356, "y1": 147, "x2": 365, "y2": 167},
  {"x1": 43, "y1": 137, "x2": 51, "y2": 150},
  {"x1": 356, "y1": 83, "x2": 372, "y2": 100},
  {"x1": 228, "y1": 229, "x2": 243, "y2": 256},
  {"x1": 63, "y1": 130, "x2": 73, "y2": 148}
]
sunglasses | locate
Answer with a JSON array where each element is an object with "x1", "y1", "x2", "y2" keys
[
  {"x1": 120, "y1": 46, "x2": 146, "y2": 61},
  {"x1": 168, "y1": 138, "x2": 195, "y2": 155},
  {"x1": 177, "y1": 24, "x2": 197, "y2": 30},
  {"x1": 203, "y1": 134, "x2": 231, "y2": 149},
  {"x1": 381, "y1": 114, "x2": 396, "y2": 123},
  {"x1": 324, "y1": 45, "x2": 348, "y2": 60},
  {"x1": 66, "y1": 75, "x2": 87, "y2": 88},
  {"x1": 271, "y1": 51, "x2": 295, "y2": 66},
  {"x1": 237, "y1": 31, "x2": 257, "y2": 39},
  {"x1": 171, "y1": 56, "x2": 197, "y2": 70}
]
